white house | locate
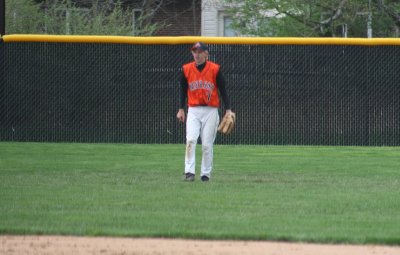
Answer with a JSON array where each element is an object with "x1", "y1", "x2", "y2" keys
[
  {"x1": 201, "y1": 0, "x2": 238, "y2": 36},
  {"x1": 201, "y1": 0, "x2": 282, "y2": 37}
]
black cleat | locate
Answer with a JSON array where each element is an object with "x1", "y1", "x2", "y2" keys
[
  {"x1": 201, "y1": 176, "x2": 209, "y2": 182},
  {"x1": 184, "y1": 173, "x2": 195, "y2": 182}
]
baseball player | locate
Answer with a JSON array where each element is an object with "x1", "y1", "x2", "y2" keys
[{"x1": 176, "y1": 42, "x2": 232, "y2": 182}]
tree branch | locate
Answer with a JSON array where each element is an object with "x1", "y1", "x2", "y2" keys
[
  {"x1": 320, "y1": 0, "x2": 348, "y2": 25},
  {"x1": 376, "y1": 0, "x2": 400, "y2": 25}
]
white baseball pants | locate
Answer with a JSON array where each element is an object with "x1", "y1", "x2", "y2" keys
[{"x1": 185, "y1": 106, "x2": 219, "y2": 178}]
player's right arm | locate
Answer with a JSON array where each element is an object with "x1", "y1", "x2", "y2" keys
[
  {"x1": 177, "y1": 71, "x2": 188, "y2": 123},
  {"x1": 177, "y1": 109, "x2": 185, "y2": 122}
]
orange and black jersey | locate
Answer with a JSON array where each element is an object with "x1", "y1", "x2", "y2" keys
[{"x1": 179, "y1": 61, "x2": 231, "y2": 109}]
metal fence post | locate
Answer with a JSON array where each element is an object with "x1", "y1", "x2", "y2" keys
[{"x1": 0, "y1": 0, "x2": 5, "y2": 35}]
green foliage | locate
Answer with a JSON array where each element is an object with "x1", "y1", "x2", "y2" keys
[
  {"x1": 5, "y1": 0, "x2": 43, "y2": 33},
  {"x1": 1, "y1": 142, "x2": 400, "y2": 244},
  {"x1": 224, "y1": 0, "x2": 400, "y2": 37},
  {"x1": 5, "y1": 0, "x2": 161, "y2": 35}
]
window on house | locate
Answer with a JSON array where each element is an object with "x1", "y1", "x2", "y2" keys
[
  {"x1": 223, "y1": 16, "x2": 236, "y2": 36},
  {"x1": 218, "y1": 12, "x2": 238, "y2": 37}
]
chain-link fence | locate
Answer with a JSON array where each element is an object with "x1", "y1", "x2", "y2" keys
[{"x1": 0, "y1": 37, "x2": 399, "y2": 145}]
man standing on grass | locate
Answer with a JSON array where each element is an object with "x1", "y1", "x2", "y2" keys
[{"x1": 176, "y1": 42, "x2": 232, "y2": 182}]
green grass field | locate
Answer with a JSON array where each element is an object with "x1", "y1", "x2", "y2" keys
[{"x1": 0, "y1": 142, "x2": 399, "y2": 245}]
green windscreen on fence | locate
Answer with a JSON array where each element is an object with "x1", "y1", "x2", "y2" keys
[{"x1": 0, "y1": 35, "x2": 399, "y2": 145}]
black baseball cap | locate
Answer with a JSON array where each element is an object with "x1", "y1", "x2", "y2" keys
[{"x1": 191, "y1": 42, "x2": 208, "y2": 52}]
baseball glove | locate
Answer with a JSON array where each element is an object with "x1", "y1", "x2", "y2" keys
[{"x1": 218, "y1": 112, "x2": 236, "y2": 135}]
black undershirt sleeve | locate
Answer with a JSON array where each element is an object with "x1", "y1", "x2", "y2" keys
[
  {"x1": 217, "y1": 69, "x2": 231, "y2": 110},
  {"x1": 179, "y1": 72, "x2": 188, "y2": 109}
]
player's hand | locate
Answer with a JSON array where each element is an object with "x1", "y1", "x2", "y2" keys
[{"x1": 177, "y1": 109, "x2": 185, "y2": 123}]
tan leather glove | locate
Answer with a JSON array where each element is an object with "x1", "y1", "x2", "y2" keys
[{"x1": 217, "y1": 112, "x2": 236, "y2": 135}]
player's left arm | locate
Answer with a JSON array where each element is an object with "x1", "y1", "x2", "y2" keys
[{"x1": 216, "y1": 69, "x2": 231, "y2": 112}]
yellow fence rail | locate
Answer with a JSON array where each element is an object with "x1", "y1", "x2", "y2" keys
[{"x1": 3, "y1": 34, "x2": 400, "y2": 46}]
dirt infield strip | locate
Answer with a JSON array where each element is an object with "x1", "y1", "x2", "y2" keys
[
  {"x1": 1, "y1": 235, "x2": 400, "y2": 255},
  {"x1": 0, "y1": 235, "x2": 400, "y2": 255}
]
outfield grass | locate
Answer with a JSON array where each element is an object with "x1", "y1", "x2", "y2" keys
[{"x1": 0, "y1": 142, "x2": 399, "y2": 245}]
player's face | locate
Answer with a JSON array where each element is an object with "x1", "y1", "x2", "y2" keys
[{"x1": 192, "y1": 49, "x2": 208, "y2": 65}]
